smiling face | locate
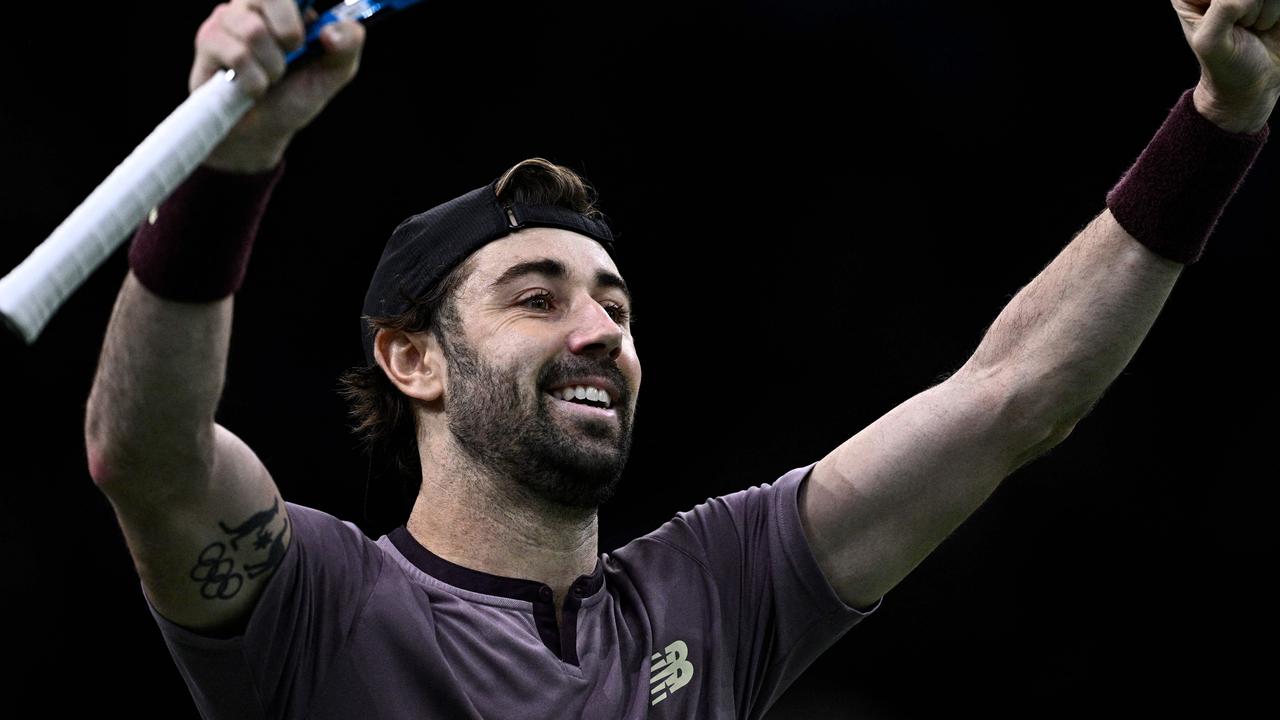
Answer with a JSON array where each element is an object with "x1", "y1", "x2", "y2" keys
[{"x1": 437, "y1": 226, "x2": 641, "y2": 509}]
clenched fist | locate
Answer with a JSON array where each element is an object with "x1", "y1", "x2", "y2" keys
[
  {"x1": 193, "y1": 0, "x2": 367, "y2": 172},
  {"x1": 1172, "y1": 0, "x2": 1280, "y2": 132}
]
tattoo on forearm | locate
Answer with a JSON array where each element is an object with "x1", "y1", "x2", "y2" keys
[{"x1": 189, "y1": 498, "x2": 290, "y2": 600}]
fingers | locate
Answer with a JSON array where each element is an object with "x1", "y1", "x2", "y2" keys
[
  {"x1": 1194, "y1": 0, "x2": 1256, "y2": 54},
  {"x1": 295, "y1": 19, "x2": 366, "y2": 93},
  {"x1": 1256, "y1": 0, "x2": 1280, "y2": 31},
  {"x1": 314, "y1": 19, "x2": 367, "y2": 79},
  {"x1": 1198, "y1": 0, "x2": 1245, "y2": 42},
  {"x1": 224, "y1": 4, "x2": 287, "y2": 88},
  {"x1": 258, "y1": 0, "x2": 306, "y2": 52},
  {"x1": 1242, "y1": 0, "x2": 1264, "y2": 26},
  {"x1": 189, "y1": 0, "x2": 305, "y2": 98},
  {"x1": 1193, "y1": 0, "x2": 1280, "y2": 56}
]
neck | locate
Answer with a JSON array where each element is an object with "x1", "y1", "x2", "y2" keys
[{"x1": 405, "y1": 437, "x2": 599, "y2": 612}]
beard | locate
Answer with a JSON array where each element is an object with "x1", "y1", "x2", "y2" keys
[{"x1": 440, "y1": 331, "x2": 634, "y2": 511}]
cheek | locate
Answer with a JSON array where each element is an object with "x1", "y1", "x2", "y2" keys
[{"x1": 625, "y1": 352, "x2": 641, "y2": 392}]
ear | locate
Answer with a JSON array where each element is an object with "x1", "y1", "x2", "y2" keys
[{"x1": 374, "y1": 327, "x2": 446, "y2": 403}]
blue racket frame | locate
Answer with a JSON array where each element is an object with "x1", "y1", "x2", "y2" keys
[{"x1": 286, "y1": 0, "x2": 425, "y2": 66}]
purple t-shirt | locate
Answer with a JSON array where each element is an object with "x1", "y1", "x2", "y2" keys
[{"x1": 146, "y1": 461, "x2": 883, "y2": 718}]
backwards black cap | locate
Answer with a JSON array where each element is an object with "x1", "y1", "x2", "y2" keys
[{"x1": 360, "y1": 176, "x2": 617, "y2": 366}]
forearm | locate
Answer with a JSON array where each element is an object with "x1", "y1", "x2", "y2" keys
[
  {"x1": 959, "y1": 77, "x2": 1270, "y2": 436},
  {"x1": 961, "y1": 211, "x2": 1183, "y2": 431},
  {"x1": 81, "y1": 0, "x2": 358, "y2": 492},
  {"x1": 83, "y1": 162, "x2": 282, "y2": 492},
  {"x1": 85, "y1": 273, "x2": 229, "y2": 490}
]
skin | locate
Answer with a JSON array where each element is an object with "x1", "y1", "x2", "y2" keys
[
  {"x1": 195, "y1": 0, "x2": 367, "y2": 172},
  {"x1": 84, "y1": 0, "x2": 366, "y2": 635},
  {"x1": 377, "y1": 228, "x2": 641, "y2": 617},
  {"x1": 802, "y1": 0, "x2": 1280, "y2": 611},
  {"x1": 1176, "y1": 0, "x2": 1280, "y2": 133},
  {"x1": 87, "y1": 0, "x2": 1279, "y2": 642}
]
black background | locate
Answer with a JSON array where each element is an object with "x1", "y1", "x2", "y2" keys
[{"x1": 1, "y1": 1, "x2": 1275, "y2": 717}]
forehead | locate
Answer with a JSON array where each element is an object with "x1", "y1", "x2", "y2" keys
[{"x1": 465, "y1": 227, "x2": 624, "y2": 297}]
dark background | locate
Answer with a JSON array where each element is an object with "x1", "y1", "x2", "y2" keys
[{"x1": 1, "y1": 1, "x2": 1274, "y2": 717}]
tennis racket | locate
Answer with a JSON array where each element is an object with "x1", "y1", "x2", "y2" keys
[{"x1": 0, "y1": 0, "x2": 423, "y2": 345}]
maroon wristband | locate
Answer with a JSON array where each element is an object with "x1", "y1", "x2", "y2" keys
[
  {"x1": 127, "y1": 161, "x2": 286, "y2": 302},
  {"x1": 1105, "y1": 88, "x2": 1269, "y2": 265}
]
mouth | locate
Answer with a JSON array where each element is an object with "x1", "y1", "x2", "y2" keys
[{"x1": 545, "y1": 392, "x2": 618, "y2": 420}]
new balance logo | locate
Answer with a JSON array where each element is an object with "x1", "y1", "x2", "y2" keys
[{"x1": 649, "y1": 639, "x2": 694, "y2": 706}]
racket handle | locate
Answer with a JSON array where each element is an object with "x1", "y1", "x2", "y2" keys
[{"x1": 0, "y1": 70, "x2": 254, "y2": 345}]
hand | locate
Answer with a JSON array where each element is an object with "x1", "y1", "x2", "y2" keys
[
  {"x1": 193, "y1": 0, "x2": 367, "y2": 172},
  {"x1": 1171, "y1": 0, "x2": 1280, "y2": 133}
]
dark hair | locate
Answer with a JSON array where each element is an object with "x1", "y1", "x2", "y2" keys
[
  {"x1": 336, "y1": 157, "x2": 607, "y2": 503},
  {"x1": 494, "y1": 157, "x2": 606, "y2": 221}
]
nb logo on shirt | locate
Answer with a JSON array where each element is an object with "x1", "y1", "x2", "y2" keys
[{"x1": 649, "y1": 639, "x2": 694, "y2": 706}]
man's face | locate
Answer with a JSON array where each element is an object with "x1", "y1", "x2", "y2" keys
[{"x1": 439, "y1": 228, "x2": 641, "y2": 510}]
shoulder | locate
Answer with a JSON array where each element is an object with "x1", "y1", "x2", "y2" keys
[
  {"x1": 620, "y1": 463, "x2": 815, "y2": 557},
  {"x1": 284, "y1": 501, "x2": 370, "y2": 544},
  {"x1": 284, "y1": 501, "x2": 385, "y2": 578}
]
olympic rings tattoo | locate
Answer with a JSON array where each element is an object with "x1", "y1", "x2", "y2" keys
[
  {"x1": 187, "y1": 498, "x2": 288, "y2": 601},
  {"x1": 190, "y1": 542, "x2": 245, "y2": 599}
]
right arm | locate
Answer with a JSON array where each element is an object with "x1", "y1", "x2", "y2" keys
[
  {"x1": 83, "y1": 0, "x2": 365, "y2": 635},
  {"x1": 85, "y1": 274, "x2": 286, "y2": 634}
]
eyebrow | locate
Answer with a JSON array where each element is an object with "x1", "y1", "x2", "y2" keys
[{"x1": 486, "y1": 257, "x2": 632, "y2": 306}]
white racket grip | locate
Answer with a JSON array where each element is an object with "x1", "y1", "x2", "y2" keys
[{"x1": 0, "y1": 70, "x2": 255, "y2": 345}]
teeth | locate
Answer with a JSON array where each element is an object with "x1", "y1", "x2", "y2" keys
[{"x1": 554, "y1": 385, "x2": 613, "y2": 409}]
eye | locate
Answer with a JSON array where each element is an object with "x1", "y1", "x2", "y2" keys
[
  {"x1": 603, "y1": 303, "x2": 631, "y2": 324},
  {"x1": 520, "y1": 290, "x2": 555, "y2": 311},
  {"x1": 518, "y1": 291, "x2": 631, "y2": 325}
]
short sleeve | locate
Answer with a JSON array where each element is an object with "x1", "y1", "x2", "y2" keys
[
  {"x1": 644, "y1": 462, "x2": 883, "y2": 718},
  {"x1": 144, "y1": 502, "x2": 384, "y2": 720}
]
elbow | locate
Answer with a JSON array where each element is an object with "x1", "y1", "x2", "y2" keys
[
  {"x1": 1054, "y1": 415, "x2": 1081, "y2": 444},
  {"x1": 84, "y1": 398, "x2": 113, "y2": 489},
  {"x1": 1001, "y1": 418, "x2": 1075, "y2": 475},
  {"x1": 84, "y1": 393, "x2": 130, "y2": 490},
  {"x1": 976, "y1": 368, "x2": 1086, "y2": 471},
  {"x1": 85, "y1": 442, "x2": 112, "y2": 489},
  {"x1": 1037, "y1": 414, "x2": 1079, "y2": 451},
  {"x1": 84, "y1": 421, "x2": 216, "y2": 496},
  {"x1": 997, "y1": 365, "x2": 1094, "y2": 445},
  {"x1": 84, "y1": 436, "x2": 140, "y2": 492},
  {"x1": 85, "y1": 438, "x2": 215, "y2": 506},
  {"x1": 1028, "y1": 393, "x2": 1092, "y2": 451},
  {"x1": 1011, "y1": 402, "x2": 1084, "y2": 472}
]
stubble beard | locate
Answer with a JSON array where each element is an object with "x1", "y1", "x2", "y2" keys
[{"x1": 441, "y1": 332, "x2": 634, "y2": 511}]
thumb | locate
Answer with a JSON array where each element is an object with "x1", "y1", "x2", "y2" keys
[{"x1": 318, "y1": 19, "x2": 367, "y2": 61}]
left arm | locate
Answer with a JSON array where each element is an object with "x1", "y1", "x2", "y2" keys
[
  {"x1": 802, "y1": 0, "x2": 1279, "y2": 610},
  {"x1": 803, "y1": 210, "x2": 1181, "y2": 610}
]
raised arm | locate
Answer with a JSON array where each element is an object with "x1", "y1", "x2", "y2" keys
[
  {"x1": 83, "y1": 0, "x2": 364, "y2": 635},
  {"x1": 800, "y1": 0, "x2": 1278, "y2": 610}
]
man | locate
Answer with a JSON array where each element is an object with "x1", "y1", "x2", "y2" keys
[{"x1": 83, "y1": 0, "x2": 1276, "y2": 718}]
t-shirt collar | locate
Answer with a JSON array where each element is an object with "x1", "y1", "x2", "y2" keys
[{"x1": 388, "y1": 525, "x2": 605, "y2": 603}]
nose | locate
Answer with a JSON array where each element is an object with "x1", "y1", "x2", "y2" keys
[{"x1": 565, "y1": 292, "x2": 624, "y2": 361}]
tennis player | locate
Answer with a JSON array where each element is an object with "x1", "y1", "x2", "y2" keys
[{"x1": 84, "y1": 1, "x2": 1276, "y2": 717}]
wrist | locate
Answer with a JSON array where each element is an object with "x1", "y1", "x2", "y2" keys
[
  {"x1": 1105, "y1": 87, "x2": 1269, "y2": 265},
  {"x1": 128, "y1": 162, "x2": 286, "y2": 302},
  {"x1": 1192, "y1": 81, "x2": 1275, "y2": 135}
]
